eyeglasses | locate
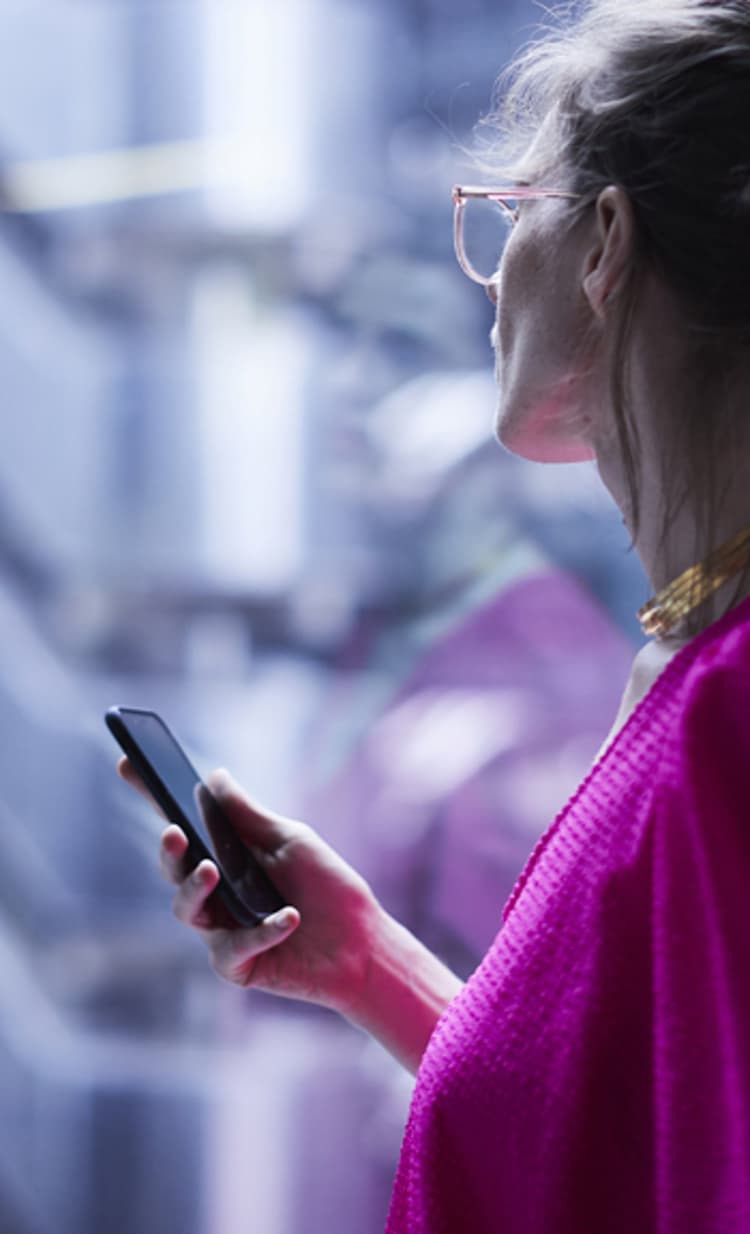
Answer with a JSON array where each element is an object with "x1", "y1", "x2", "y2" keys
[{"x1": 452, "y1": 185, "x2": 583, "y2": 287}]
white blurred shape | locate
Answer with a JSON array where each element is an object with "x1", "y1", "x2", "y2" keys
[
  {"x1": 368, "y1": 370, "x2": 497, "y2": 499},
  {"x1": 369, "y1": 687, "x2": 529, "y2": 803},
  {"x1": 201, "y1": 0, "x2": 315, "y2": 229},
  {"x1": 192, "y1": 268, "x2": 307, "y2": 592}
]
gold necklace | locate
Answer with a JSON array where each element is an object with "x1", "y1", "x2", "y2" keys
[{"x1": 637, "y1": 525, "x2": 750, "y2": 638}]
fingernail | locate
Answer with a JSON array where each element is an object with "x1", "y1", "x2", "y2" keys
[
  {"x1": 208, "y1": 768, "x2": 232, "y2": 794},
  {"x1": 270, "y1": 908, "x2": 295, "y2": 931}
]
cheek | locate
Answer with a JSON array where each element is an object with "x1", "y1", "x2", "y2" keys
[
  {"x1": 495, "y1": 227, "x2": 546, "y2": 354},
  {"x1": 498, "y1": 222, "x2": 591, "y2": 378}
]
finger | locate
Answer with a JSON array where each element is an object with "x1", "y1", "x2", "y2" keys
[
  {"x1": 209, "y1": 907, "x2": 301, "y2": 984},
  {"x1": 159, "y1": 824, "x2": 190, "y2": 884},
  {"x1": 205, "y1": 769, "x2": 303, "y2": 849},
  {"x1": 172, "y1": 859, "x2": 221, "y2": 926},
  {"x1": 117, "y1": 758, "x2": 168, "y2": 820},
  {"x1": 117, "y1": 756, "x2": 141, "y2": 787}
]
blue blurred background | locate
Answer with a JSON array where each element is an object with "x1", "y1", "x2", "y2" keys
[{"x1": 0, "y1": 2, "x2": 651, "y2": 1232}]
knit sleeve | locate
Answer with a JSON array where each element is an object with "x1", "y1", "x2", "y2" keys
[{"x1": 649, "y1": 652, "x2": 750, "y2": 1231}]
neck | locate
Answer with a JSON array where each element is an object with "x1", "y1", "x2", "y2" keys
[
  {"x1": 593, "y1": 280, "x2": 750, "y2": 644},
  {"x1": 633, "y1": 501, "x2": 750, "y2": 643}
]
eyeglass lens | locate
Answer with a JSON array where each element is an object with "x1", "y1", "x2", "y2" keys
[{"x1": 459, "y1": 196, "x2": 517, "y2": 284}]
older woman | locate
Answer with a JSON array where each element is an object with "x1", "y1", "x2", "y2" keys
[{"x1": 119, "y1": 1, "x2": 750, "y2": 1229}]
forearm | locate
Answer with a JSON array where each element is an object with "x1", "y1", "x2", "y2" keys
[{"x1": 346, "y1": 908, "x2": 464, "y2": 1075}]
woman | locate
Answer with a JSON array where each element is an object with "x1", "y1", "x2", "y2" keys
[{"x1": 119, "y1": 1, "x2": 750, "y2": 1229}]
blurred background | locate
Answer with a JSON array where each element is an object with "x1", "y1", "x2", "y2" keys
[{"x1": 0, "y1": 1, "x2": 651, "y2": 1232}]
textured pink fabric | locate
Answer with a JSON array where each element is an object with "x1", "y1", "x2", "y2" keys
[{"x1": 386, "y1": 596, "x2": 750, "y2": 1234}]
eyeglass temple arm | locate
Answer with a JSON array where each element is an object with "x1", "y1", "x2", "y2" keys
[{"x1": 453, "y1": 184, "x2": 582, "y2": 202}]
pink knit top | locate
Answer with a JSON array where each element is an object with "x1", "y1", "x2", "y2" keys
[{"x1": 386, "y1": 596, "x2": 750, "y2": 1234}]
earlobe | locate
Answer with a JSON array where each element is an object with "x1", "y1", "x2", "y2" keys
[
  {"x1": 581, "y1": 186, "x2": 633, "y2": 319},
  {"x1": 582, "y1": 266, "x2": 609, "y2": 319}
]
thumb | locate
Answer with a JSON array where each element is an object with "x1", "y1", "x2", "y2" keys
[{"x1": 205, "y1": 769, "x2": 300, "y2": 849}]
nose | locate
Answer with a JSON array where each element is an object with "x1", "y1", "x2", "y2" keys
[{"x1": 485, "y1": 279, "x2": 498, "y2": 306}]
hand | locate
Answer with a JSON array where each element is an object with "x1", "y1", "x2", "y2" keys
[{"x1": 117, "y1": 760, "x2": 382, "y2": 1019}]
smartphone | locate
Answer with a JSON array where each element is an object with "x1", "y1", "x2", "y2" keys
[{"x1": 106, "y1": 705, "x2": 285, "y2": 927}]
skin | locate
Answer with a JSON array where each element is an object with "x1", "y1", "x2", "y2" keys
[
  {"x1": 118, "y1": 173, "x2": 750, "y2": 1074},
  {"x1": 492, "y1": 180, "x2": 750, "y2": 694}
]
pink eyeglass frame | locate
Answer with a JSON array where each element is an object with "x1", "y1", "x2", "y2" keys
[{"x1": 452, "y1": 184, "x2": 583, "y2": 286}]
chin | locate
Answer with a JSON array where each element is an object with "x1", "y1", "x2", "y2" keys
[
  {"x1": 494, "y1": 386, "x2": 596, "y2": 464},
  {"x1": 499, "y1": 436, "x2": 596, "y2": 463},
  {"x1": 495, "y1": 413, "x2": 596, "y2": 464}
]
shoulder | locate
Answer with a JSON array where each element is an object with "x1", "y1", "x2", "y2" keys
[
  {"x1": 656, "y1": 605, "x2": 750, "y2": 818},
  {"x1": 672, "y1": 608, "x2": 750, "y2": 739}
]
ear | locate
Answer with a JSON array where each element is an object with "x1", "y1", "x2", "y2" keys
[{"x1": 581, "y1": 186, "x2": 635, "y2": 318}]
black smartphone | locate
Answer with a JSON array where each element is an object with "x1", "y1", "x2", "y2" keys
[{"x1": 106, "y1": 706, "x2": 285, "y2": 927}]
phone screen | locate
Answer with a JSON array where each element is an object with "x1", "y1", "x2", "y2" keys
[{"x1": 107, "y1": 707, "x2": 284, "y2": 924}]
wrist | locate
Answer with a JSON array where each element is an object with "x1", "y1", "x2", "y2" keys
[{"x1": 344, "y1": 903, "x2": 463, "y2": 1075}]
